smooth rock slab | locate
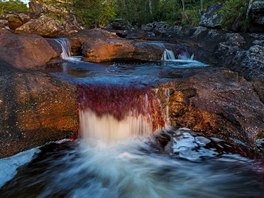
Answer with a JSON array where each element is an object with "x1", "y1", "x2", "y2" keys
[
  {"x1": 0, "y1": 29, "x2": 59, "y2": 69},
  {"x1": 0, "y1": 69, "x2": 78, "y2": 158}
]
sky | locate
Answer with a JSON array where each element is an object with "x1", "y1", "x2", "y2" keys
[{"x1": 21, "y1": 0, "x2": 30, "y2": 4}]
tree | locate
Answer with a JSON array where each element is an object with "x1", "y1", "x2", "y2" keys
[
  {"x1": 0, "y1": 0, "x2": 28, "y2": 15},
  {"x1": 71, "y1": 0, "x2": 116, "y2": 27}
]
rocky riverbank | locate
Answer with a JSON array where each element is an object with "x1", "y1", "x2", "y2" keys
[{"x1": 0, "y1": 0, "x2": 263, "y2": 158}]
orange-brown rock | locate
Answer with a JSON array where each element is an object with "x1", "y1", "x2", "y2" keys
[
  {"x1": 0, "y1": 29, "x2": 60, "y2": 69},
  {"x1": 82, "y1": 38, "x2": 135, "y2": 62},
  {"x1": 7, "y1": 14, "x2": 24, "y2": 30},
  {"x1": 156, "y1": 68, "x2": 264, "y2": 148},
  {"x1": 0, "y1": 67, "x2": 78, "y2": 158},
  {"x1": 69, "y1": 28, "x2": 124, "y2": 56},
  {"x1": 15, "y1": 15, "x2": 65, "y2": 37},
  {"x1": 70, "y1": 29, "x2": 181, "y2": 62}
]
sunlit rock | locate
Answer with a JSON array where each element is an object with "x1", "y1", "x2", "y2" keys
[
  {"x1": 0, "y1": 29, "x2": 59, "y2": 69},
  {"x1": 0, "y1": 70, "x2": 78, "y2": 157},
  {"x1": 16, "y1": 15, "x2": 65, "y2": 37}
]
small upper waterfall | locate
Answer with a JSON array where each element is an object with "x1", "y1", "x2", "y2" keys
[
  {"x1": 78, "y1": 85, "x2": 165, "y2": 144},
  {"x1": 161, "y1": 49, "x2": 176, "y2": 61},
  {"x1": 54, "y1": 38, "x2": 82, "y2": 62},
  {"x1": 161, "y1": 49, "x2": 207, "y2": 67},
  {"x1": 54, "y1": 38, "x2": 71, "y2": 59}
]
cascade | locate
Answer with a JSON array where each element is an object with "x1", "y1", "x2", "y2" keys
[
  {"x1": 77, "y1": 85, "x2": 166, "y2": 143},
  {"x1": 54, "y1": 38, "x2": 71, "y2": 59},
  {"x1": 161, "y1": 49, "x2": 176, "y2": 61},
  {"x1": 161, "y1": 49, "x2": 207, "y2": 67},
  {"x1": 54, "y1": 38, "x2": 82, "y2": 62}
]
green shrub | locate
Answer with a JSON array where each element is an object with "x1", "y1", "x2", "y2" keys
[
  {"x1": 71, "y1": 0, "x2": 116, "y2": 28},
  {"x1": 0, "y1": 0, "x2": 28, "y2": 15},
  {"x1": 220, "y1": 0, "x2": 249, "y2": 31},
  {"x1": 180, "y1": 7, "x2": 201, "y2": 26}
]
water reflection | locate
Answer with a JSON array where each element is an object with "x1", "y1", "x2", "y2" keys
[{"x1": 48, "y1": 60, "x2": 210, "y2": 87}]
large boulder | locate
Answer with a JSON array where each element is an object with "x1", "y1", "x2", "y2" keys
[
  {"x1": 0, "y1": 29, "x2": 60, "y2": 69},
  {"x1": 29, "y1": 0, "x2": 70, "y2": 16},
  {"x1": 215, "y1": 33, "x2": 264, "y2": 80},
  {"x1": 248, "y1": 0, "x2": 264, "y2": 32},
  {"x1": 82, "y1": 38, "x2": 135, "y2": 62},
  {"x1": 157, "y1": 69, "x2": 264, "y2": 148},
  {"x1": 0, "y1": 67, "x2": 78, "y2": 158},
  {"x1": 104, "y1": 19, "x2": 133, "y2": 31},
  {"x1": 70, "y1": 29, "x2": 132, "y2": 61},
  {"x1": 16, "y1": 15, "x2": 65, "y2": 37},
  {"x1": 71, "y1": 29, "x2": 185, "y2": 62},
  {"x1": 27, "y1": 0, "x2": 81, "y2": 36},
  {"x1": 3, "y1": 12, "x2": 34, "y2": 30}
]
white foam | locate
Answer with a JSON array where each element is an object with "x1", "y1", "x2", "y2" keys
[
  {"x1": 161, "y1": 49, "x2": 208, "y2": 67},
  {"x1": 0, "y1": 148, "x2": 40, "y2": 188},
  {"x1": 79, "y1": 109, "x2": 153, "y2": 144}
]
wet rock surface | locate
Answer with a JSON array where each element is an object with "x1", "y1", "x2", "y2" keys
[
  {"x1": 154, "y1": 68, "x2": 264, "y2": 149},
  {"x1": 155, "y1": 128, "x2": 258, "y2": 159},
  {"x1": 130, "y1": 23, "x2": 264, "y2": 82},
  {"x1": 56, "y1": 58, "x2": 264, "y2": 152},
  {"x1": 70, "y1": 29, "x2": 190, "y2": 62},
  {"x1": 0, "y1": 64, "x2": 78, "y2": 158}
]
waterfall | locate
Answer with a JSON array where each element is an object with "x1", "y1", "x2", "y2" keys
[
  {"x1": 54, "y1": 38, "x2": 82, "y2": 65},
  {"x1": 78, "y1": 85, "x2": 165, "y2": 144},
  {"x1": 54, "y1": 38, "x2": 71, "y2": 59},
  {"x1": 161, "y1": 49, "x2": 176, "y2": 61},
  {"x1": 161, "y1": 49, "x2": 207, "y2": 67}
]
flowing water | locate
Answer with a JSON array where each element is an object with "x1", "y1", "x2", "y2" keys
[{"x1": 0, "y1": 39, "x2": 264, "y2": 197}]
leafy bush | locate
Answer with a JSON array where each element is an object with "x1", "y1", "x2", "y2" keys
[
  {"x1": 180, "y1": 7, "x2": 201, "y2": 26},
  {"x1": 71, "y1": 0, "x2": 116, "y2": 28},
  {"x1": 220, "y1": 0, "x2": 249, "y2": 31},
  {"x1": 68, "y1": 0, "x2": 250, "y2": 30},
  {"x1": 0, "y1": 0, "x2": 28, "y2": 15}
]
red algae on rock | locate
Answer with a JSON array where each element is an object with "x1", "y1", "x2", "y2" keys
[{"x1": 77, "y1": 84, "x2": 165, "y2": 132}]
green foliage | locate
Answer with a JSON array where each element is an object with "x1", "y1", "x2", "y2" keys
[
  {"x1": 71, "y1": 0, "x2": 116, "y2": 28},
  {"x1": 114, "y1": 0, "x2": 219, "y2": 26},
  {"x1": 0, "y1": 0, "x2": 28, "y2": 15},
  {"x1": 220, "y1": 0, "x2": 249, "y2": 31},
  {"x1": 68, "y1": 0, "x2": 249, "y2": 30}
]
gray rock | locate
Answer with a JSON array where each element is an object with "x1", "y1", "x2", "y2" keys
[
  {"x1": 200, "y1": 3, "x2": 223, "y2": 28},
  {"x1": 232, "y1": 44, "x2": 264, "y2": 79},
  {"x1": 250, "y1": 0, "x2": 264, "y2": 13},
  {"x1": 248, "y1": 0, "x2": 264, "y2": 31},
  {"x1": 254, "y1": 16, "x2": 264, "y2": 25},
  {"x1": 192, "y1": 26, "x2": 208, "y2": 38},
  {"x1": 105, "y1": 19, "x2": 133, "y2": 31}
]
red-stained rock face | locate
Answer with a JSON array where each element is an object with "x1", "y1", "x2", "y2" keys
[{"x1": 77, "y1": 84, "x2": 165, "y2": 131}]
